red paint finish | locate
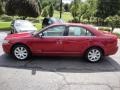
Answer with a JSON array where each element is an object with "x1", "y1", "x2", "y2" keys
[
  {"x1": 30, "y1": 37, "x2": 63, "y2": 54},
  {"x1": 2, "y1": 23, "x2": 118, "y2": 57}
]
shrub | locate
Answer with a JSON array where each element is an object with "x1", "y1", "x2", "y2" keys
[
  {"x1": 26, "y1": 18, "x2": 40, "y2": 23},
  {"x1": 98, "y1": 27, "x2": 111, "y2": 32},
  {"x1": 68, "y1": 17, "x2": 80, "y2": 23},
  {"x1": 0, "y1": 15, "x2": 13, "y2": 21},
  {"x1": 105, "y1": 15, "x2": 120, "y2": 32}
]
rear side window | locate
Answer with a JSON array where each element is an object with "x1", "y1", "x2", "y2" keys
[{"x1": 68, "y1": 26, "x2": 93, "y2": 36}]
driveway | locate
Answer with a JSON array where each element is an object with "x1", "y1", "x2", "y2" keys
[
  {"x1": 0, "y1": 32, "x2": 120, "y2": 90},
  {"x1": 0, "y1": 31, "x2": 9, "y2": 43}
]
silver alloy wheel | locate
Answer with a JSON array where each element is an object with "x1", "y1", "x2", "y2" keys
[
  {"x1": 87, "y1": 49, "x2": 101, "y2": 62},
  {"x1": 14, "y1": 46, "x2": 28, "y2": 60}
]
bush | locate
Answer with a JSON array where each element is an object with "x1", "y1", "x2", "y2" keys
[
  {"x1": 26, "y1": 18, "x2": 40, "y2": 23},
  {"x1": 98, "y1": 27, "x2": 111, "y2": 32},
  {"x1": 68, "y1": 17, "x2": 80, "y2": 23},
  {"x1": 105, "y1": 15, "x2": 120, "y2": 31},
  {"x1": 0, "y1": 15, "x2": 13, "y2": 21}
]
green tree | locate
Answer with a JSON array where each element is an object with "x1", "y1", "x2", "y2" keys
[
  {"x1": 70, "y1": 0, "x2": 80, "y2": 19},
  {"x1": 49, "y1": 3, "x2": 54, "y2": 17},
  {"x1": 96, "y1": 0, "x2": 120, "y2": 19},
  {"x1": 64, "y1": 3, "x2": 70, "y2": 12},
  {"x1": 78, "y1": 2, "x2": 88, "y2": 22},
  {"x1": 41, "y1": 1, "x2": 49, "y2": 9},
  {"x1": 0, "y1": 0, "x2": 4, "y2": 15},
  {"x1": 105, "y1": 15, "x2": 120, "y2": 32},
  {"x1": 82, "y1": 0, "x2": 97, "y2": 23},
  {"x1": 38, "y1": 0, "x2": 42, "y2": 15},
  {"x1": 5, "y1": 0, "x2": 41, "y2": 18},
  {"x1": 41, "y1": 0, "x2": 59, "y2": 9},
  {"x1": 41, "y1": 6, "x2": 49, "y2": 17}
]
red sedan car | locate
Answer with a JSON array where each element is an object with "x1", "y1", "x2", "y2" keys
[{"x1": 2, "y1": 23, "x2": 118, "y2": 62}]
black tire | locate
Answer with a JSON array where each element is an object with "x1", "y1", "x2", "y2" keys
[
  {"x1": 12, "y1": 45, "x2": 31, "y2": 61},
  {"x1": 85, "y1": 47, "x2": 103, "y2": 63}
]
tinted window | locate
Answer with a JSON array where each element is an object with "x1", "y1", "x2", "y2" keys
[
  {"x1": 68, "y1": 26, "x2": 92, "y2": 36},
  {"x1": 43, "y1": 26, "x2": 65, "y2": 36}
]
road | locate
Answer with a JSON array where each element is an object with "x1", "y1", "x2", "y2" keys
[{"x1": 0, "y1": 31, "x2": 120, "y2": 90}]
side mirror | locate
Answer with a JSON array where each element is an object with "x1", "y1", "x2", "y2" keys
[{"x1": 39, "y1": 33, "x2": 44, "y2": 38}]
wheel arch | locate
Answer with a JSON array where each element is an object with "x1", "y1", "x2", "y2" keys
[
  {"x1": 10, "y1": 43, "x2": 31, "y2": 54},
  {"x1": 84, "y1": 46, "x2": 105, "y2": 56}
]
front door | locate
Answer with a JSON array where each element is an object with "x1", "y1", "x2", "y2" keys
[{"x1": 31, "y1": 25, "x2": 66, "y2": 55}]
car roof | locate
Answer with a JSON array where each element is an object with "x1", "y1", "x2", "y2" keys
[{"x1": 49, "y1": 23, "x2": 93, "y2": 28}]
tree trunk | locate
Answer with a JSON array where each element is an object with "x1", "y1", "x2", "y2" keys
[
  {"x1": 97, "y1": 18, "x2": 99, "y2": 26},
  {"x1": 87, "y1": 17, "x2": 90, "y2": 24},
  {"x1": 111, "y1": 26, "x2": 114, "y2": 33},
  {"x1": 79, "y1": 16, "x2": 81, "y2": 23}
]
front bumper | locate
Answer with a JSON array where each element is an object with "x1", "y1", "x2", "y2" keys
[{"x1": 2, "y1": 43, "x2": 13, "y2": 54}]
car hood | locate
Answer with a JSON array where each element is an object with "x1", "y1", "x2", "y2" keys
[{"x1": 5, "y1": 32, "x2": 32, "y2": 40}]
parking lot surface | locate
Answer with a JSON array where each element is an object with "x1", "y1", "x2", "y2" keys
[{"x1": 0, "y1": 32, "x2": 120, "y2": 90}]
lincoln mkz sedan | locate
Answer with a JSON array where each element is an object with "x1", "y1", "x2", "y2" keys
[{"x1": 2, "y1": 23, "x2": 118, "y2": 62}]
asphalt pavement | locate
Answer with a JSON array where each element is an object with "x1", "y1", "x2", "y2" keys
[{"x1": 0, "y1": 31, "x2": 120, "y2": 90}]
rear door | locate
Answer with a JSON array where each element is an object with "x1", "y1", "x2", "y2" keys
[{"x1": 62, "y1": 25, "x2": 94, "y2": 55}]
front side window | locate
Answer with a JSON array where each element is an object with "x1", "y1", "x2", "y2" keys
[
  {"x1": 68, "y1": 26, "x2": 93, "y2": 36},
  {"x1": 43, "y1": 26, "x2": 65, "y2": 36}
]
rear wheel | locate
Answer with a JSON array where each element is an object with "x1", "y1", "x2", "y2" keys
[
  {"x1": 12, "y1": 45, "x2": 30, "y2": 60},
  {"x1": 85, "y1": 47, "x2": 103, "y2": 63}
]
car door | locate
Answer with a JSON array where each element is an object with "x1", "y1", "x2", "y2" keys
[
  {"x1": 62, "y1": 25, "x2": 94, "y2": 55},
  {"x1": 31, "y1": 25, "x2": 66, "y2": 55}
]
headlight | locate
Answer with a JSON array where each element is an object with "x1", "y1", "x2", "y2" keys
[{"x1": 3, "y1": 40, "x2": 9, "y2": 44}]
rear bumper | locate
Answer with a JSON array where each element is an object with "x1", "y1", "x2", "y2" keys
[{"x1": 105, "y1": 46, "x2": 118, "y2": 56}]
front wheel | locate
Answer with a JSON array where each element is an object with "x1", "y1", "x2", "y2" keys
[
  {"x1": 12, "y1": 45, "x2": 30, "y2": 61},
  {"x1": 85, "y1": 48, "x2": 103, "y2": 63}
]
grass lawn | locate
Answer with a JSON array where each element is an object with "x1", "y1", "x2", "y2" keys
[
  {"x1": 0, "y1": 22, "x2": 11, "y2": 31},
  {"x1": 0, "y1": 22, "x2": 42, "y2": 31}
]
